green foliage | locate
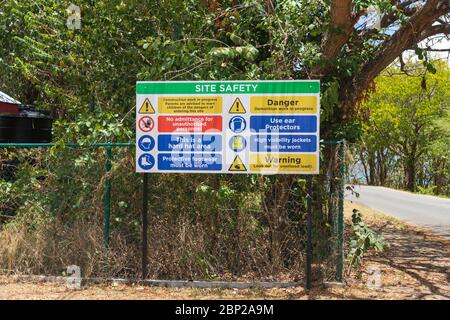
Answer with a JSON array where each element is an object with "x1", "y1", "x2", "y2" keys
[
  {"x1": 355, "y1": 61, "x2": 450, "y2": 194},
  {"x1": 321, "y1": 80, "x2": 340, "y2": 123},
  {"x1": 207, "y1": 45, "x2": 259, "y2": 62},
  {"x1": 1, "y1": 0, "x2": 428, "y2": 141},
  {"x1": 347, "y1": 209, "x2": 385, "y2": 271},
  {"x1": 416, "y1": 186, "x2": 437, "y2": 196}
]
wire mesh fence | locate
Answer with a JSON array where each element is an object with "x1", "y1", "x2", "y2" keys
[{"x1": 0, "y1": 141, "x2": 346, "y2": 284}]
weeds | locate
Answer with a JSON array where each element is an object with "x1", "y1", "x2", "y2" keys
[{"x1": 347, "y1": 209, "x2": 385, "y2": 275}]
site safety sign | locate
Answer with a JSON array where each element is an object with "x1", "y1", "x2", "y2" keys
[{"x1": 135, "y1": 81, "x2": 320, "y2": 174}]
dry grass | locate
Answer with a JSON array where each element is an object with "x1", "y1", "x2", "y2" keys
[
  {"x1": 0, "y1": 216, "x2": 140, "y2": 278},
  {"x1": 1, "y1": 201, "x2": 448, "y2": 300},
  {"x1": 0, "y1": 206, "x2": 306, "y2": 281}
]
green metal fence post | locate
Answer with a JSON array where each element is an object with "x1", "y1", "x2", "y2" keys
[
  {"x1": 104, "y1": 145, "x2": 112, "y2": 247},
  {"x1": 336, "y1": 140, "x2": 346, "y2": 282}
]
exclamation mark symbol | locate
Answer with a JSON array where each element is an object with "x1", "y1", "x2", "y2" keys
[
  {"x1": 145, "y1": 101, "x2": 149, "y2": 113},
  {"x1": 230, "y1": 98, "x2": 245, "y2": 114}
]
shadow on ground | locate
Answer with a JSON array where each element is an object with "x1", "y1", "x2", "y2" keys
[{"x1": 369, "y1": 221, "x2": 450, "y2": 299}]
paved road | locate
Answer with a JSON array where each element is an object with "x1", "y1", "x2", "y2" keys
[{"x1": 345, "y1": 185, "x2": 450, "y2": 238}]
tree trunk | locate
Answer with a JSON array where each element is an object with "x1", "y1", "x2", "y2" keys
[
  {"x1": 359, "y1": 149, "x2": 370, "y2": 185},
  {"x1": 432, "y1": 158, "x2": 446, "y2": 196},
  {"x1": 405, "y1": 157, "x2": 417, "y2": 192},
  {"x1": 368, "y1": 152, "x2": 376, "y2": 185},
  {"x1": 377, "y1": 150, "x2": 387, "y2": 186}
]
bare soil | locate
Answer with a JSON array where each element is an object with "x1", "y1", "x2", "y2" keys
[{"x1": 0, "y1": 201, "x2": 448, "y2": 300}]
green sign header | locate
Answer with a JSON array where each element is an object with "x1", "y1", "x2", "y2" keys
[{"x1": 136, "y1": 81, "x2": 320, "y2": 95}]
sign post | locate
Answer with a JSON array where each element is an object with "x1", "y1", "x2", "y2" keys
[
  {"x1": 142, "y1": 173, "x2": 149, "y2": 279},
  {"x1": 136, "y1": 80, "x2": 320, "y2": 283}
]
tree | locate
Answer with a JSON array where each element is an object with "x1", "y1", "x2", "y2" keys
[
  {"x1": 315, "y1": 0, "x2": 449, "y2": 118},
  {"x1": 1, "y1": 0, "x2": 449, "y2": 140},
  {"x1": 428, "y1": 103, "x2": 450, "y2": 195},
  {"x1": 358, "y1": 61, "x2": 450, "y2": 192}
]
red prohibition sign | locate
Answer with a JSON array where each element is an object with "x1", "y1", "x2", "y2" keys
[{"x1": 138, "y1": 116, "x2": 155, "y2": 132}]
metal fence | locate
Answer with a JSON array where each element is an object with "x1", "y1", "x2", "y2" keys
[{"x1": 0, "y1": 141, "x2": 346, "y2": 286}]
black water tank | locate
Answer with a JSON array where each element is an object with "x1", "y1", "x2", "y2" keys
[{"x1": 0, "y1": 104, "x2": 53, "y2": 143}]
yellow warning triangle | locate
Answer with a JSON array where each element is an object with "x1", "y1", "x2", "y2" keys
[
  {"x1": 229, "y1": 155, "x2": 247, "y2": 172},
  {"x1": 139, "y1": 98, "x2": 155, "y2": 114},
  {"x1": 229, "y1": 98, "x2": 246, "y2": 114}
]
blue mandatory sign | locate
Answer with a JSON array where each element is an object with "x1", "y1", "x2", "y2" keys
[
  {"x1": 138, "y1": 135, "x2": 156, "y2": 152},
  {"x1": 250, "y1": 135, "x2": 317, "y2": 152},
  {"x1": 250, "y1": 115, "x2": 317, "y2": 133},
  {"x1": 229, "y1": 135, "x2": 247, "y2": 152},
  {"x1": 158, "y1": 154, "x2": 222, "y2": 171},
  {"x1": 158, "y1": 134, "x2": 222, "y2": 152},
  {"x1": 138, "y1": 153, "x2": 155, "y2": 170},
  {"x1": 229, "y1": 116, "x2": 247, "y2": 133}
]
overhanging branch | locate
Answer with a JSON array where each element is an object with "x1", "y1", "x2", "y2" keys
[
  {"x1": 417, "y1": 23, "x2": 450, "y2": 42},
  {"x1": 347, "y1": 0, "x2": 450, "y2": 106}
]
